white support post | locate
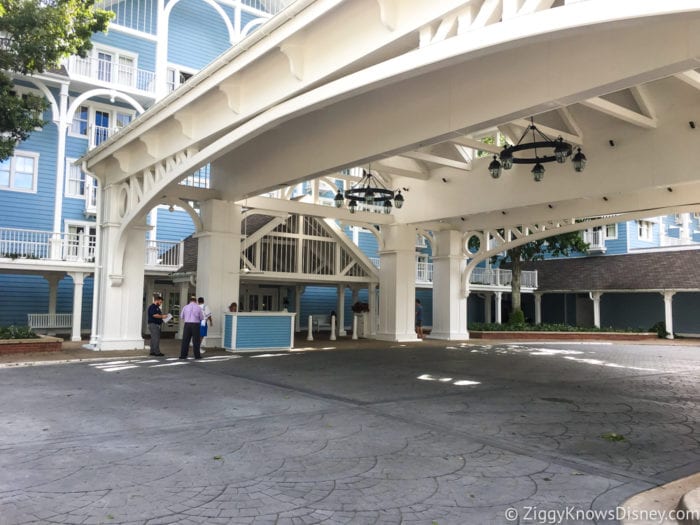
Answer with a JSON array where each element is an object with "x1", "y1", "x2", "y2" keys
[
  {"x1": 430, "y1": 230, "x2": 469, "y2": 340},
  {"x1": 195, "y1": 201, "x2": 242, "y2": 348},
  {"x1": 43, "y1": 274, "x2": 63, "y2": 317},
  {"x1": 337, "y1": 284, "x2": 347, "y2": 336},
  {"x1": 330, "y1": 315, "x2": 336, "y2": 341},
  {"x1": 307, "y1": 315, "x2": 314, "y2": 341},
  {"x1": 534, "y1": 293, "x2": 542, "y2": 325},
  {"x1": 352, "y1": 315, "x2": 358, "y2": 340},
  {"x1": 295, "y1": 285, "x2": 303, "y2": 332},
  {"x1": 591, "y1": 291, "x2": 602, "y2": 328},
  {"x1": 368, "y1": 283, "x2": 377, "y2": 335},
  {"x1": 67, "y1": 272, "x2": 86, "y2": 342},
  {"x1": 376, "y1": 225, "x2": 419, "y2": 342},
  {"x1": 662, "y1": 291, "x2": 676, "y2": 339},
  {"x1": 495, "y1": 291, "x2": 503, "y2": 324},
  {"x1": 484, "y1": 293, "x2": 492, "y2": 323}
]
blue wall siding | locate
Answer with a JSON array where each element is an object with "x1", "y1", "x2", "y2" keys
[
  {"x1": 168, "y1": 1, "x2": 231, "y2": 69},
  {"x1": 604, "y1": 222, "x2": 628, "y2": 255},
  {"x1": 357, "y1": 230, "x2": 379, "y2": 259},
  {"x1": 236, "y1": 315, "x2": 291, "y2": 348},
  {"x1": 155, "y1": 208, "x2": 195, "y2": 241},
  {"x1": 628, "y1": 219, "x2": 659, "y2": 250}
]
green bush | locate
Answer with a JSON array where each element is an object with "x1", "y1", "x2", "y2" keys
[
  {"x1": 468, "y1": 322, "x2": 646, "y2": 333},
  {"x1": 0, "y1": 325, "x2": 39, "y2": 339},
  {"x1": 649, "y1": 321, "x2": 668, "y2": 338},
  {"x1": 507, "y1": 309, "x2": 525, "y2": 325}
]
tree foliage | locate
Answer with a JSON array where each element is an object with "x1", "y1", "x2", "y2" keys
[
  {"x1": 494, "y1": 231, "x2": 588, "y2": 317},
  {"x1": 0, "y1": 0, "x2": 112, "y2": 159}
]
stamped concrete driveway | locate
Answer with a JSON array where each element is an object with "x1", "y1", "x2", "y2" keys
[{"x1": 0, "y1": 339, "x2": 698, "y2": 524}]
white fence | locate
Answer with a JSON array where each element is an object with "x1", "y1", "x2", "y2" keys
[
  {"x1": 27, "y1": 313, "x2": 73, "y2": 330},
  {"x1": 470, "y1": 268, "x2": 538, "y2": 288}
]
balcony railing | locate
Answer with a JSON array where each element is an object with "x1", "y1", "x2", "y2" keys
[
  {"x1": 582, "y1": 229, "x2": 606, "y2": 253},
  {"x1": 470, "y1": 268, "x2": 538, "y2": 289},
  {"x1": 0, "y1": 228, "x2": 95, "y2": 262},
  {"x1": 145, "y1": 240, "x2": 183, "y2": 270},
  {"x1": 65, "y1": 55, "x2": 156, "y2": 95},
  {"x1": 0, "y1": 228, "x2": 183, "y2": 270}
]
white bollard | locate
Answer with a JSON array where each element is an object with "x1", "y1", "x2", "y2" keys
[
  {"x1": 330, "y1": 315, "x2": 336, "y2": 341},
  {"x1": 307, "y1": 315, "x2": 314, "y2": 341},
  {"x1": 352, "y1": 314, "x2": 358, "y2": 340}
]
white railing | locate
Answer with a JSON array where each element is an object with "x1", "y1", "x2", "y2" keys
[
  {"x1": 65, "y1": 55, "x2": 156, "y2": 94},
  {"x1": 27, "y1": 313, "x2": 73, "y2": 330},
  {"x1": 0, "y1": 228, "x2": 95, "y2": 262},
  {"x1": 583, "y1": 229, "x2": 606, "y2": 252},
  {"x1": 416, "y1": 261, "x2": 433, "y2": 282},
  {"x1": 470, "y1": 268, "x2": 538, "y2": 288},
  {"x1": 660, "y1": 235, "x2": 687, "y2": 247},
  {"x1": 145, "y1": 240, "x2": 183, "y2": 269}
]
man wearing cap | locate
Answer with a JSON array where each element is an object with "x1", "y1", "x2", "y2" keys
[
  {"x1": 180, "y1": 295, "x2": 205, "y2": 359},
  {"x1": 147, "y1": 294, "x2": 167, "y2": 357}
]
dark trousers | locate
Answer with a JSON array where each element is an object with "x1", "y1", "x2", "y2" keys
[
  {"x1": 148, "y1": 323, "x2": 161, "y2": 354},
  {"x1": 180, "y1": 322, "x2": 201, "y2": 358}
]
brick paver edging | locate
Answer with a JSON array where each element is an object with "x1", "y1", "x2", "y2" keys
[{"x1": 0, "y1": 335, "x2": 62, "y2": 354}]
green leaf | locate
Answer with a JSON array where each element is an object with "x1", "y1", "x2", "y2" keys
[{"x1": 600, "y1": 432, "x2": 626, "y2": 442}]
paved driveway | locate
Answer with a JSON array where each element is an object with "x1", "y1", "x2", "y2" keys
[{"x1": 0, "y1": 340, "x2": 698, "y2": 524}]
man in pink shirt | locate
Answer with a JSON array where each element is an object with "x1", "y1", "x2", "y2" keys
[{"x1": 180, "y1": 295, "x2": 205, "y2": 359}]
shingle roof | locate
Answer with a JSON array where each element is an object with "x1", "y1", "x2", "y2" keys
[{"x1": 521, "y1": 248, "x2": 700, "y2": 292}]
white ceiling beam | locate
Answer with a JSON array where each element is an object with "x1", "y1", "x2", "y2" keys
[
  {"x1": 579, "y1": 97, "x2": 658, "y2": 128},
  {"x1": 401, "y1": 151, "x2": 471, "y2": 171},
  {"x1": 448, "y1": 136, "x2": 501, "y2": 155},
  {"x1": 374, "y1": 157, "x2": 430, "y2": 180},
  {"x1": 240, "y1": 196, "x2": 395, "y2": 225},
  {"x1": 675, "y1": 70, "x2": 700, "y2": 91},
  {"x1": 512, "y1": 118, "x2": 584, "y2": 145}
]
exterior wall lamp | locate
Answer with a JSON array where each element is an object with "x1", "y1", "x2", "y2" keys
[{"x1": 488, "y1": 117, "x2": 587, "y2": 181}]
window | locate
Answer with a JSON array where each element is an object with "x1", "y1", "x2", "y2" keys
[
  {"x1": 167, "y1": 66, "x2": 194, "y2": 93},
  {"x1": 65, "y1": 223, "x2": 97, "y2": 261},
  {"x1": 117, "y1": 55, "x2": 134, "y2": 86},
  {"x1": 65, "y1": 159, "x2": 86, "y2": 198},
  {"x1": 637, "y1": 220, "x2": 653, "y2": 241},
  {"x1": 0, "y1": 152, "x2": 38, "y2": 192},
  {"x1": 605, "y1": 224, "x2": 617, "y2": 240},
  {"x1": 95, "y1": 48, "x2": 137, "y2": 87},
  {"x1": 97, "y1": 51, "x2": 113, "y2": 82},
  {"x1": 70, "y1": 105, "x2": 89, "y2": 136}
]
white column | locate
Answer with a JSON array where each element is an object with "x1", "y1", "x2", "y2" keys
[
  {"x1": 337, "y1": 284, "x2": 347, "y2": 336},
  {"x1": 154, "y1": 0, "x2": 168, "y2": 100},
  {"x1": 662, "y1": 290, "x2": 676, "y2": 339},
  {"x1": 495, "y1": 291, "x2": 503, "y2": 324},
  {"x1": 94, "y1": 186, "x2": 149, "y2": 350},
  {"x1": 591, "y1": 291, "x2": 602, "y2": 328},
  {"x1": 368, "y1": 283, "x2": 378, "y2": 335},
  {"x1": 484, "y1": 294, "x2": 492, "y2": 323},
  {"x1": 376, "y1": 225, "x2": 419, "y2": 342},
  {"x1": 295, "y1": 285, "x2": 303, "y2": 331},
  {"x1": 196, "y1": 200, "x2": 242, "y2": 348},
  {"x1": 430, "y1": 230, "x2": 469, "y2": 340},
  {"x1": 534, "y1": 293, "x2": 542, "y2": 325},
  {"x1": 43, "y1": 274, "x2": 63, "y2": 316},
  {"x1": 67, "y1": 272, "x2": 86, "y2": 342}
]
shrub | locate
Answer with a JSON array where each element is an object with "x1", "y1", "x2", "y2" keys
[
  {"x1": 649, "y1": 321, "x2": 668, "y2": 338},
  {"x1": 507, "y1": 309, "x2": 525, "y2": 325},
  {"x1": 468, "y1": 322, "x2": 646, "y2": 333},
  {"x1": 0, "y1": 325, "x2": 39, "y2": 339}
]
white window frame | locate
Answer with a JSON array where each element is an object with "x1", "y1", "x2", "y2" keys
[
  {"x1": 0, "y1": 151, "x2": 39, "y2": 193},
  {"x1": 637, "y1": 220, "x2": 653, "y2": 242},
  {"x1": 64, "y1": 220, "x2": 97, "y2": 261},
  {"x1": 67, "y1": 101, "x2": 136, "y2": 144},
  {"x1": 604, "y1": 223, "x2": 618, "y2": 240},
  {"x1": 69, "y1": 104, "x2": 90, "y2": 138},
  {"x1": 166, "y1": 63, "x2": 196, "y2": 93},
  {"x1": 65, "y1": 158, "x2": 86, "y2": 198},
  {"x1": 93, "y1": 45, "x2": 138, "y2": 87}
]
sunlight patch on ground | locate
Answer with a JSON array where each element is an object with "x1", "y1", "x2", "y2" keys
[
  {"x1": 562, "y1": 356, "x2": 658, "y2": 371},
  {"x1": 418, "y1": 373, "x2": 481, "y2": 387}
]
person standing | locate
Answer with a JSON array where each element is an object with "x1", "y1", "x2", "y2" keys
[
  {"x1": 415, "y1": 299, "x2": 424, "y2": 339},
  {"x1": 147, "y1": 294, "x2": 167, "y2": 356},
  {"x1": 180, "y1": 295, "x2": 205, "y2": 359},
  {"x1": 198, "y1": 297, "x2": 213, "y2": 350}
]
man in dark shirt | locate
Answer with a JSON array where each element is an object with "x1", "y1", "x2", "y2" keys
[{"x1": 147, "y1": 294, "x2": 167, "y2": 356}]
